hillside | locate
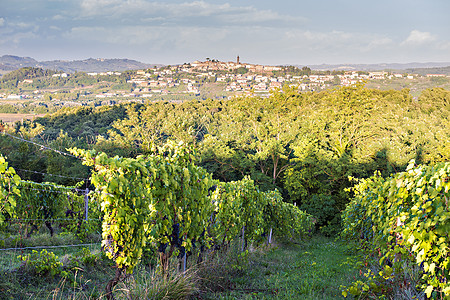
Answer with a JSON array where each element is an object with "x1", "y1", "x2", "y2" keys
[
  {"x1": 404, "y1": 65, "x2": 450, "y2": 76},
  {"x1": 0, "y1": 55, "x2": 161, "y2": 73},
  {"x1": 308, "y1": 62, "x2": 450, "y2": 71}
]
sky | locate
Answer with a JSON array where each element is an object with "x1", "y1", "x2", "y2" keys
[{"x1": 1, "y1": 0, "x2": 450, "y2": 66}]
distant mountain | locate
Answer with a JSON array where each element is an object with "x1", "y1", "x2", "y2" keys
[
  {"x1": 0, "y1": 55, "x2": 162, "y2": 73},
  {"x1": 0, "y1": 55, "x2": 39, "y2": 74},
  {"x1": 306, "y1": 62, "x2": 450, "y2": 71},
  {"x1": 0, "y1": 55, "x2": 38, "y2": 66},
  {"x1": 404, "y1": 66, "x2": 450, "y2": 76},
  {"x1": 2, "y1": 55, "x2": 449, "y2": 74}
]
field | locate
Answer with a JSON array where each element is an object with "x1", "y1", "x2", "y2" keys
[
  {"x1": 0, "y1": 113, "x2": 46, "y2": 123},
  {"x1": 364, "y1": 76, "x2": 450, "y2": 97}
]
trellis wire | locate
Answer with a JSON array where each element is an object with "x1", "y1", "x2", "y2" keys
[
  {"x1": 0, "y1": 132, "x2": 99, "y2": 254},
  {"x1": 16, "y1": 183, "x2": 90, "y2": 221},
  {"x1": 1, "y1": 131, "x2": 79, "y2": 159},
  {"x1": 8, "y1": 218, "x2": 98, "y2": 222},
  {"x1": 19, "y1": 187, "x2": 77, "y2": 194},
  {"x1": 0, "y1": 243, "x2": 101, "y2": 252},
  {"x1": 16, "y1": 168, "x2": 88, "y2": 182},
  {"x1": 19, "y1": 181, "x2": 85, "y2": 191}
]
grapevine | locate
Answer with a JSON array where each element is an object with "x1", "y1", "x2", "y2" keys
[
  {"x1": 70, "y1": 141, "x2": 315, "y2": 298},
  {"x1": 0, "y1": 155, "x2": 21, "y2": 228},
  {"x1": 342, "y1": 160, "x2": 450, "y2": 298}
]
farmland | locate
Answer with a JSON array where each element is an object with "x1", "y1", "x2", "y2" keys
[{"x1": 0, "y1": 113, "x2": 46, "y2": 123}]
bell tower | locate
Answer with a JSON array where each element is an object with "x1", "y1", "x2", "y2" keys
[{"x1": 237, "y1": 55, "x2": 240, "y2": 64}]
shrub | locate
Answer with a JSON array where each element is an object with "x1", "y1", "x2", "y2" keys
[{"x1": 19, "y1": 249, "x2": 63, "y2": 277}]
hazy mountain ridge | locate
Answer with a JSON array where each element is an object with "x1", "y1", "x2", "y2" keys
[
  {"x1": 0, "y1": 55, "x2": 160, "y2": 73},
  {"x1": 307, "y1": 62, "x2": 450, "y2": 72},
  {"x1": 1, "y1": 55, "x2": 450, "y2": 74},
  {"x1": 404, "y1": 66, "x2": 450, "y2": 76}
]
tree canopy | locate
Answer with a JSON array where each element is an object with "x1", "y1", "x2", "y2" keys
[{"x1": 2, "y1": 85, "x2": 449, "y2": 233}]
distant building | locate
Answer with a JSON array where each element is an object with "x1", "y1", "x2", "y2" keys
[
  {"x1": 426, "y1": 74, "x2": 446, "y2": 77},
  {"x1": 7, "y1": 95, "x2": 23, "y2": 100},
  {"x1": 52, "y1": 73, "x2": 68, "y2": 78},
  {"x1": 369, "y1": 72, "x2": 387, "y2": 80}
]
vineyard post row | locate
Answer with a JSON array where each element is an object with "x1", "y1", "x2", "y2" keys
[
  {"x1": 341, "y1": 160, "x2": 450, "y2": 298},
  {"x1": 70, "y1": 141, "x2": 315, "y2": 298},
  {"x1": 0, "y1": 143, "x2": 315, "y2": 300}
]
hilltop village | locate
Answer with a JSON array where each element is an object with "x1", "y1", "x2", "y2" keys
[{"x1": 0, "y1": 57, "x2": 449, "y2": 108}]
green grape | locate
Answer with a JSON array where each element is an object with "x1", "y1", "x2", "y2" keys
[{"x1": 342, "y1": 161, "x2": 450, "y2": 297}]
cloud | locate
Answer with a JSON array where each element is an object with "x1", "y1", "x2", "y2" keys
[
  {"x1": 0, "y1": 18, "x2": 4, "y2": 27},
  {"x1": 64, "y1": 24, "x2": 230, "y2": 48},
  {"x1": 78, "y1": 0, "x2": 303, "y2": 26},
  {"x1": 437, "y1": 41, "x2": 450, "y2": 50},
  {"x1": 80, "y1": 0, "x2": 123, "y2": 14},
  {"x1": 364, "y1": 37, "x2": 394, "y2": 51},
  {"x1": 279, "y1": 29, "x2": 401, "y2": 63},
  {"x1": 402, "y1": 30, "x2": 436, "y2": 45},
  {"x1": 16, "y1": 22, "x2": 34, "y2": 29},
  {"x1": 52, "y1": 14, "x2": 66, "y2": 21},
  {"x1": 284, "y1": 29, "x2": 385, "y2": 50},
  {"x1": 3, "y1": 31, "x2": 39, "y2": 45}
]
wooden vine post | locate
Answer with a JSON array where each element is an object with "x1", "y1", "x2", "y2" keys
[
  {"x1": 72, "y1": 149, "x2": 154, "y2": 299},
  {"x1": 70, "y1": 142, "x2": 315, "y2": 299}
]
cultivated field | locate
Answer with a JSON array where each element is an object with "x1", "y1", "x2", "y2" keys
[{"x1": 0, "y1": 113, "x2": 46, "y2": 123}]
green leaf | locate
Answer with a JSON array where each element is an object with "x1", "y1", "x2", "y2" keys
[{"x1": 425, "y1": 285, "x2": 433, "y2": 298}]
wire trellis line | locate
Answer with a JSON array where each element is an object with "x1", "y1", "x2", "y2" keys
[
  {"x1": 19, "y1": 180, "x2": 83, "y2": 190},
  {"x1": 8, "y1": 218, "x2": 100, "y2": 222},
  {"x1": 18, "y1": 187, "x2": 86, "y2": 195},
  {"x1": 0, "y1": 243, "x2": 101, "y2": 252},
  {"x1": 16, "y1": 168, "x2": 89, "y2": 182},
  {"x1": 1, "y1": 131, "x2": 79, "y2": 159}
]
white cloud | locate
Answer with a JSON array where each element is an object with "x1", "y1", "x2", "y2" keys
[
  {"x1": 78, "y1": 0, "x2": 303, "y2": 25},
  {"x1": 16, "y1": 22, "x2": 32, "y2": 29},
  {"x1": 52, "y1": 14, "x2": 66, "y2": 21},
  {"x1": 279, "y1": 29, "x2": 400, "y2": 63},
  {"x1": 364, "y1": 37, "x2": 394, "y2": 51},
  {"x1": 64, "y1": 24, "x2": 230, "y2": 47},
  {"x1": 437, "y1": 41, "x2": 450, "y2": 50},
  {"x1": 286, "y1": 30, "x2": 356, "y2": 43},
  {"x1": 3, "y1": 31, "x2": 39, "y2": 45},
  {"x1": 285, "y1": 30, "x2": 395, "y2": 51},
  {"x1": 80, "y1": 0, "x2": 123, "y2": 14},
  {"x1": 402, "y1": 30, "x2": 436, "y2": 45},
  {"x1": 0, "y1": 18, "x2": 5, "y2": 27}
]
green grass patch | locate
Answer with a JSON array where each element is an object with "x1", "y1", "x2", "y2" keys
[
  {"x1": 0, "y1": 234, "x2": 361, "y2": 299},
  {"x1": 200, "y1": 235, "x2": 360, "y2": 299},
  {"x1": 0, "y1": 247, "x2": 113, "y2": 300}
]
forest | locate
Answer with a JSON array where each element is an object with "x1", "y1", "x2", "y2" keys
[{"x1": 2, "y1": 84, "x2": 449, "y2": 234}]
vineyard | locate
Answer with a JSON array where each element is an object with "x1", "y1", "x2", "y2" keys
[
  {"x1": 0, "y1": 142, "x2": 315, "y2": 299},
  {"x1": 341, "y1": 161, "x2": 450, "y2": 299},
  {"x1": 0, "y1": 85, "x2": 449, "y2": 299}
]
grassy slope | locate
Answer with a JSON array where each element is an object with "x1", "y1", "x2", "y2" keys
[
  {"x1": 203, "y1": 235, "x2": 358, "y2": 299},
  {"x1": 0, "y1": 234, "x2": 359, "y2": 299}
]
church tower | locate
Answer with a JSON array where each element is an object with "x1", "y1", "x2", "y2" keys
[{"x1": 237, "y1": 55, "x2": 240, "y2": 64}]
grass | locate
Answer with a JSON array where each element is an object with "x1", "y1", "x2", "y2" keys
[
  {"x1": 0, "y1": 248, "x2": 114, "y2": 300},
  {"x1": 114, "y1": 266, "x2": 200, "y2": 300},
  {"x1": 0, "y1": 233, "x2": 363, "y2": 299},
  {"x1": 0, "y1": 230, "x2": 106, "y2": 299},
  {"x1": 200, "y1": 235, "x2": 360, "y2": 299}
]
